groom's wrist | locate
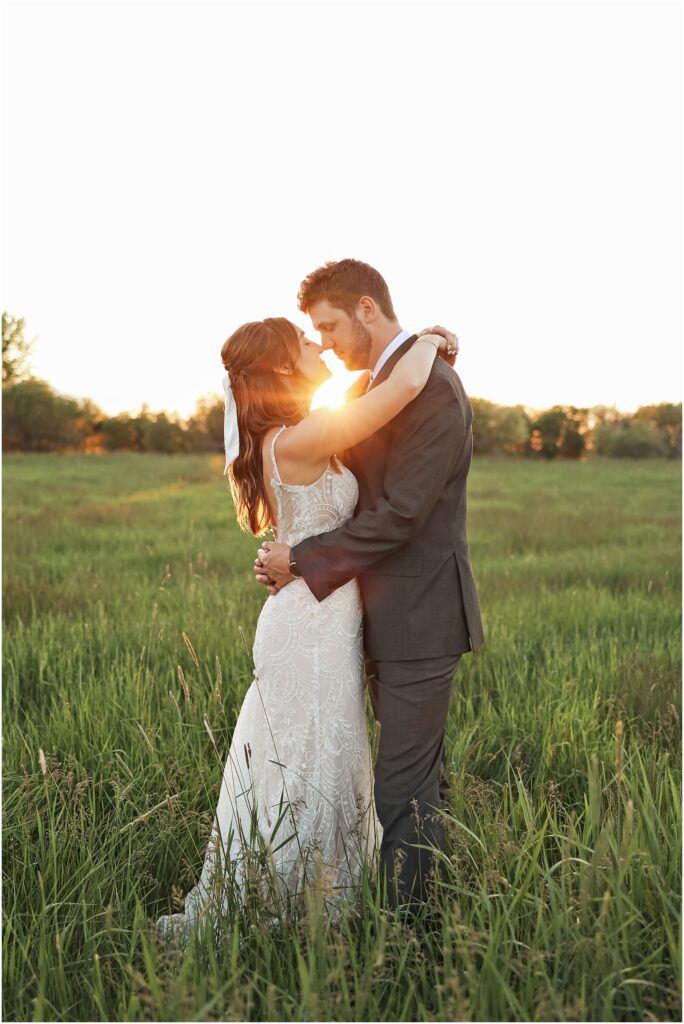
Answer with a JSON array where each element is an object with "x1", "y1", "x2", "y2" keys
[{"x1": 287, "y1": 547, "x2": 303, "y2": 579}]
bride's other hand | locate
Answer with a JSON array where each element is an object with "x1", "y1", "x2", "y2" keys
[
  {"x1": 418, "y1": 325, "x2": 459, "y2": 367},
  {"x1": 254, "y1": 542, "x2": 293, "y2": 594},
  {"x1": 254, "y1": 561, "x2": 279, "y2": 595}
]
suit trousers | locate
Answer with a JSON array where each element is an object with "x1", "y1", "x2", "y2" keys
[{"x1": 368, "y1": 653, "x2": 461, "y2": 909}]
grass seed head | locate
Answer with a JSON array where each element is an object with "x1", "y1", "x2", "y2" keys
[
  {"x1": 177, "y1": 666, "x2": 191, "y2": 701},
  {"x1": 614, "y1": 718, "x2": 625, "y2": 782},
  {"x1": 182, "y1": 632, "x2": 200, "y2": 668},
  {"x1": 204, "y1": 715, "x2": 217, "y2": 750}
]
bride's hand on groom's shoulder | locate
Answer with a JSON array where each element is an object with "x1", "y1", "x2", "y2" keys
[{"x1": 418, "y1": 325, "x2": 459, "y2": 367}]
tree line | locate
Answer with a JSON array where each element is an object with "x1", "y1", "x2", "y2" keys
[
  {"x1": 2, "y1": 313, "x2": 681, "y2": 459},
  {"x1": 471, "y1": 398, "x2": 681, "y2": 459}
]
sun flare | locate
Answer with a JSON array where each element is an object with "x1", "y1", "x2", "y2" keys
[{"x1": 310, "y1": 356, "x2": 362, "y2": 411}]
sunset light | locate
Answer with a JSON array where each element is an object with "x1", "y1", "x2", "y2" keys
[
  {"x1": 3, "y1": 4, "x2": 681, "y2": 1020},
  {"x1": 310, "y1": 355, "x2": 363, "y2": 411}
]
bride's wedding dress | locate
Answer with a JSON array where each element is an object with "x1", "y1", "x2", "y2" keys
[{"x1": 157, "y1": 427, "x2": 380, "y2": 942}]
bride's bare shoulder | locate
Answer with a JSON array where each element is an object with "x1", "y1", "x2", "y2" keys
[
  {"x1": 262, "y1": 425, "x2": 285, "y2": 449},
  {"x1": 260, "y1": 425, "x2": 286, "y2": 473},
  {"x1": 270, "y1": 417, "x2": 330, "y2": 485}
]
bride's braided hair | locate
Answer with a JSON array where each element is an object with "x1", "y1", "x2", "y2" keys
[{"x1": 221, "y1": 318, "x2": 308, "y2": 536}]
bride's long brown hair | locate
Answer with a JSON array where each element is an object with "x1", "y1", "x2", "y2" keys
[{"x1": 221, "y1": 317, "x2": 309, "y2": 536}]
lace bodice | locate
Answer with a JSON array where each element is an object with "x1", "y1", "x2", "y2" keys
[{"x1": 269, "y1": 425, "x2": 358, "y2": 548}]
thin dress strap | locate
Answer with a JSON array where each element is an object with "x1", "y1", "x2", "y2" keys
[{"x1": 270, "y1": 425, "x2": 288, "y2": 485}]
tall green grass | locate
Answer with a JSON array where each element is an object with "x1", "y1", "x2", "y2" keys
[{"x1": 3, "y1": 453, "x2": 681, "y2": 1021}]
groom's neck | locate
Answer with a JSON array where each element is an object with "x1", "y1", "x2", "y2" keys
[{"x1": 368, "y1": 320, "x2": 403, "y2": 371}]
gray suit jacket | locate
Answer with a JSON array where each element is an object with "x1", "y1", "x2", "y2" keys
[{"x1": 292, "y1": 335, "x2": 484, "y2": 661}]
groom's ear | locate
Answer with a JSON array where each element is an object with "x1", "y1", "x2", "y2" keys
[{"x1": 358, "y1": 295, "x2": 377, "y2": 323}]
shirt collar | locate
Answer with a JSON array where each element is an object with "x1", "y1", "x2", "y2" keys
[{"x1": 369, "y1": 329, "x2": 412, "y2": 381}]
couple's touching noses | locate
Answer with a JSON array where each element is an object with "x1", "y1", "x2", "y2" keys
[{"x1": 157, "y1": 259, "x2": 483, "y2": 945}]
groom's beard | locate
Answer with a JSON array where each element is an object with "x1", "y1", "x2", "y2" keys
[{"x1": 343, "y1": 317, "x2": 373, "y2": 371}]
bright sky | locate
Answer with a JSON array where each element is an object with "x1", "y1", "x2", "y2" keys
[{"x1": 2, "y1": 0, "x2": 682, "y2": 417}]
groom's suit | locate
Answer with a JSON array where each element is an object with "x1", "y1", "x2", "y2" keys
[{"x1": 291, "y1": 335, "x2": 484, "y2": 906}]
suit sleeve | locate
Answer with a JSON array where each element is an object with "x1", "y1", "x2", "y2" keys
[{"x1": 292, "y1": 372, "x2": 468, "y2": 601}]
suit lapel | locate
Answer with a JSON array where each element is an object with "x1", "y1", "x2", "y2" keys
[
  {"x1": 367, "y1": 335, "x2": 418, "y2": 392},
  {"x1": 346, "y1": 335, "x2": 419, "y2": 475}
]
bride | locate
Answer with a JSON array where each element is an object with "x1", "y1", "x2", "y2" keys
[{"x1": 156, "y1": 316, "x2": 450, "y2": 943}]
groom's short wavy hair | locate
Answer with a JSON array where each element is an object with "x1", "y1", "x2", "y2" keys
[{"x1": 298, "y1": 259, "x2": 396, "y2": 321}]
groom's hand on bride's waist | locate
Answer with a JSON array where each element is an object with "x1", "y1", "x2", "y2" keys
[{"x1": 254, "y1": 541, "x2": 294, "y2": 595}]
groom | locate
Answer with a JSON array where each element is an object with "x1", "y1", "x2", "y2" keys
[{"x1": 255, "y1": 259, "x2": 484, "y2": 909}]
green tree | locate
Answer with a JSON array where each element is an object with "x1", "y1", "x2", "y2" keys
[
  {"x1": 589, "y1": 405, "x2": 623, "y2": 428},
  {"x1": 139, "y1": 411, "x2": 187, "y2": 453},
  {"x1": 633, "y1": 403, "x2": 682, "y2": 458},
  {"x1": 471, "y1": 399, "x2": 530, "y2": 455},
  {"x1": 2, "y1": 312, "x2": 33, "y2": 384},
  {"x1": 185, "y1": 394, "x2": 224, "y2": 452},
  {"x1": 595, "y1": 420, "x2": 668, "y2": 458},
  {"x1": 100, "y1": 413, "x2": 142, "y2": 451},
  {"x1": 471, "y1": 399, "x2": 501, "y2": 455},
  {"x1": 529, "y1": 406, "x2": 588, "y2": 459},
  {"x1": 494, "y1": 405, "x2": 530, "y2": 454},
  {"x1": 529, "y1": 407, "x2": 567, "y2": 459},
  {"x1": 559, "y1": 407, "x2": 589, "y2": 458},
  {"x1": 2, "y1": 378, "x2": 86, "y2": 451}
]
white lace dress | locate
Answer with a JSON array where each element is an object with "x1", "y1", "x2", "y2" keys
[{"x1": 157, "y1": 427, "x2": 381, "y2": 942}]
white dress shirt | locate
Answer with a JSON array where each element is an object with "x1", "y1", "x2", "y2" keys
[{"x1": 369, "y1": 329, "x2": 413, "y2": 385}]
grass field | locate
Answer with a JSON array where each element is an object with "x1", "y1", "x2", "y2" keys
[{"x1": 2, "y1": 453, "x2": 681, "y2": 1022}]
